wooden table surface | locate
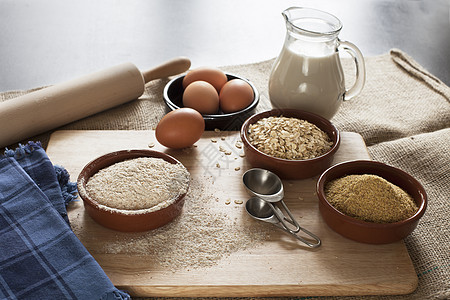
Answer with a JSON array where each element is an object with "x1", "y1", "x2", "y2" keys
[
  {"x1": 0, "y1": 0, "x2": 449, "y2": 92},
  {"x1": 46, "y1": 130, "x2": 417, "y2": 297}
]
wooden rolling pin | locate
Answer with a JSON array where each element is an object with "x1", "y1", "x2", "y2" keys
[{"x1": 0, "y1": 57, "x2": 191, "y2": 148}]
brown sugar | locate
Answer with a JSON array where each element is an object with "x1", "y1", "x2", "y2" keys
[{"x1": 324, "y1": 174, "x2": 418, "y2": 223}]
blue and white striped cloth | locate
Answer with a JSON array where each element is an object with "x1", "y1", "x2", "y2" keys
[{"x1": 0, "y1": 142, "x2": 130, "y2": 300}]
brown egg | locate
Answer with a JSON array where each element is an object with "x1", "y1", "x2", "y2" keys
[
  {"x1": 219, "y1": 79, "x2": 254, "y2": 113},
  {"x1": 155, "y1": 108, "x2": 205, "y2": 149},
  {"x1": 182, "y1": 81, "x2": 219, "y2": 115},
  {"x1": 182, "y1": 67, "x2": 228, "y2": 92}
]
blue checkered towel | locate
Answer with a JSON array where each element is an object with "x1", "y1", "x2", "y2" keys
[{"x1": 0, "y1": 142, "x2": 130, "y2": 300}]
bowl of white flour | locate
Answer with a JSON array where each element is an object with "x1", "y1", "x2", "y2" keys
[{"x1": 77, "y1": 149, "x2": 190, "y2": 232}]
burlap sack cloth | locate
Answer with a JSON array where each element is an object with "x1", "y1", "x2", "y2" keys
[{"x1": 1, "y1": 49, "x2": 449, "y2": 299}]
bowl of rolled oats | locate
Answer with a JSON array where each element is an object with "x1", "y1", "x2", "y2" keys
[{"x1": 240, "y1": 109, "x2": 340, "y2": 179}]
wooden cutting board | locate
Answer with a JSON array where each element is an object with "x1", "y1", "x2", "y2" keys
[{"x1": 46, "y1": 130, "x2": 418, "y2": 297}]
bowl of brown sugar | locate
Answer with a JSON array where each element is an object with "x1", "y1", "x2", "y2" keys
[
  {"x1": 240, "y1": 109, "x2": 340, "y2": 179},
  {"x1": 77, "y1": 149, "x2": 190, "y2": 232},
  {"x1": 316, "y1": 160, "x2": 427, "y2": 244}
]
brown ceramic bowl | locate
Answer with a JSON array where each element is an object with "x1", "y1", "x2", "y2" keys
[
  {"x1": 240, "y1": 109, "x2": 340, "y2": 179},
  {"x1": 316, "y1": 160, "x2": 427, "y2": 244},
  {"x1": 77, "y1": 149, "x2": 189, "y2": 232}
]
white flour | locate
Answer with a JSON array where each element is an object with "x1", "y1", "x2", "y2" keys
[
  {"x1": 94, "y1": 177, "x2": 273, "y2": 272},
  {"x1": 85, "y1": 157, "x2": 189, "y2": 213}
]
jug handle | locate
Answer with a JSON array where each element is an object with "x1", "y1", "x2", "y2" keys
[{"x1": 339, "y1": 40, "x2": 366, "y2": 101}]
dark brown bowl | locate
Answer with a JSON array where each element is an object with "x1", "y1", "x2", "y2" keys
[
  {"x1": 77, "y1": 150, "x2": 189, "y2": 232},
  {"x1": 163, "y1": 73, "x2": 259, "y2": 130},
  {"x1": 316, "y1": 160, "x2": 427, "y2": 244},
  {"x1": 240, "y1": 109, "x2": 340, "y2": 179}
]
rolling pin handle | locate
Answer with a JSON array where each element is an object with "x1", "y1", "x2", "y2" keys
[{"x1": 142, "y1": 57, "x2": 191, "y2": 83}]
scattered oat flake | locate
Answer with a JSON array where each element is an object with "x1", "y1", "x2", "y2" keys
[
  {"x1": 234, "y1": 199, "x2": 243, "y2": 205},
  {"x1": 225, "y1": 199, "x2": 231, "y2": 205},
  {"x1": 211, "y1": 139, "x2": 217, "y2": 143},
  {"x1": 234, "y1": 167, "x2": 240, "y2": 171},
  {"x1": 235, "y1": 141, "x2": 243, "y2": 149},
  {"x1": 221, "y1": 137, "x2": 226, "y2": 141},
  {"x1": 148, "y1": 142, "x2": 155, "y2": 148},
  {"x1": 216, "y1": 163, "x2": 220, "y2": 168},
  {"x1": 225, "y1": 151, "x2": 232, "y2": 155},
  {"x1": 214, "y1": 128, "x2": 221, "y2": 132},
  {"x1": 239, "y1": 153, "x2": 245, "y2": 157}
]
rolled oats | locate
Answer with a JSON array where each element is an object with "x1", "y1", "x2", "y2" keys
[{"x1": 247, "y1": 116, "x2": 333, "y2": 160}]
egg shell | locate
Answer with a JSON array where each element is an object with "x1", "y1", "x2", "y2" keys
[
  {"x1": 182, "y1": 81, "x2": 219, "y2": 115},
  {"x1": 182, "y1": 67, "x2": 228, "y2": 92},
  {"x1": 219, "y1": 79, "x2": 254, "y2": 113},
  {"x1": 155, "y1": 108, "x2": 205, "y2": 149}
]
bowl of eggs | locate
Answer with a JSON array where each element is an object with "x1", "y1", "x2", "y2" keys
[{"x1": 163, "y1": 67, "x2": 260, "y2": 130}]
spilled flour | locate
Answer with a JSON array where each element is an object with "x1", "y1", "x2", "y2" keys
[{"x1": 76, "y1": 177, "x2": 273, "y2": 272}]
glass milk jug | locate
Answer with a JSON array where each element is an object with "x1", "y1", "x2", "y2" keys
[{"x1": 269, "y1": 7, "x2": 365, "y2": 119}]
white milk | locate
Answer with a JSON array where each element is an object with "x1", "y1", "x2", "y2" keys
[{"x1": 268, "y1": 41, "x2": 345, "y2": 120}]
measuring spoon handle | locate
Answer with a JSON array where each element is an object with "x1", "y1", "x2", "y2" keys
[
  {"x1": 293, "y1": 227, "x2": 322, "y2": 248},
  {"x1": 279, "y1": 200, "x2": 301, "y2": 233}
]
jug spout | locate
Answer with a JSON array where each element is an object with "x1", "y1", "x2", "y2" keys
[
  {"x1": 281, "y1": 8, "x2": 290, "y2": 23},
  {"x1": 281, "y1": 7, "x2": 342, "y2": 38}
]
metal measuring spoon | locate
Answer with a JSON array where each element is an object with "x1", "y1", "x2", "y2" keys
[
  {"x1": 245, "y1": 196, "x2": 280, "y2": 224},
  {"x1": 243, "y1": 168, "x2": 300, "y2": 232},
  {"x1": 242, "y1": 168, "x2": 284, "y2": 202},
  {"x1": 245, "y1": 197, "x2": 321, "y2": 248}
]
